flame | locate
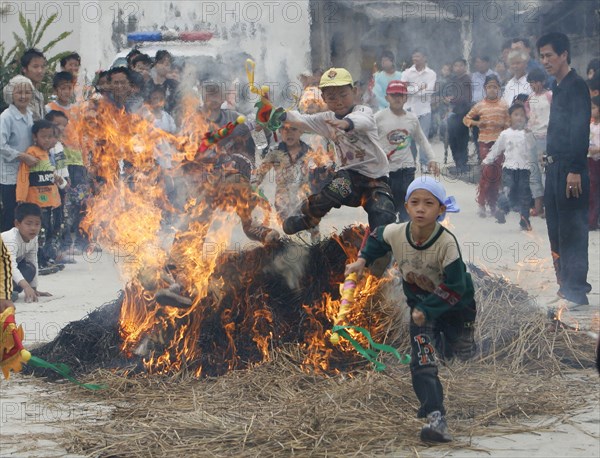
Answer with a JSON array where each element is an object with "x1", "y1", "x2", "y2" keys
[{"x1": 67, "y1": 93, "x2": 385, "y2": 376}]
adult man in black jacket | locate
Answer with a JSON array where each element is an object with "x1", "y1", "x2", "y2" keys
[{"x1": 537, "y1": 32, "x2": 591, "y2": 306}]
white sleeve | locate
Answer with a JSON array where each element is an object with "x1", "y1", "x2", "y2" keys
[
  {"x1": 483, "y1": 132, "x2": 505, "y2": 165},
  {"x1": 413, "y1": 120, "x2": 435, "y2": 162},
  {"x1": 285, "y1": 111, "x2": 332, "y2": 138},
  {"x1": 346, "y1": 106, "x2": 376, "y2": 132},
  {"x1": 0, "y1": 115, "x2": 21, "y2": 162}
]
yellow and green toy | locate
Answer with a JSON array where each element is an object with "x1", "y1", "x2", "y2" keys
[
  {"x1": 330, "y1": 273, "x2": 411, "y2": 371},
  {"x1": 0, "y1": 307, "x2": 104, "y2": 389},
  {"x1": 245, "y1": 59, "x2": 289, "y2": 139}
]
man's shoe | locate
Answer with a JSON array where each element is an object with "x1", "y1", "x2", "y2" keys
[
  {"x1": 39, "y1": 265, "x2": 61, "y2": 276},
  {"x1": 519, "y1": 217, "x2": 532, "y2": 231},
  {"x1": 420, "y1": 410, "x2": 453, "y2": 443}
]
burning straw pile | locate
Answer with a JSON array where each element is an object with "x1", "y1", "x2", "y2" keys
[{"x1": 26, "y1": 232, "x2": 598, "y2": 457}]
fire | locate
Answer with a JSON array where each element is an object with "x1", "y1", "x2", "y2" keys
[{"x1": 67, "y1": 95, "x2": 387, "y2": 377}]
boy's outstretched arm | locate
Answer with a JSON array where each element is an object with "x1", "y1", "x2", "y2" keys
[{"x1": 356, "y1": 226, "x2": 393, "y2": 268}]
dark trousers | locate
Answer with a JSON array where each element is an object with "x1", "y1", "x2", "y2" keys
[
  {"x1": 497, "y1": 168, "x2": 532, "y2": 225},
  {"x1": 1, "y1": 184, "x2": 17, "y2": 232},
  {"x1": 39, "y1": 207, "x2": 62, "y2": 266},
  {"x1": 409, "y1": 303, "x2": 476, "y2": 418},
  {"x1": 448, "y1": 112, "x2": 470, "y2": 171},
  {"x1": 13, "y1": 259, "x2": 36, "y2": 292},
  {"x1": 389, "y1": 167, "x2": 416, "y2": 222},
  {"x1": 302, "y1": 170, "x2": 396, "y2": 230},
  {"x1": 589, "y1": 158, "x2": 600, "y2": 229},
  {"x1": 544, "y1": 161, "x2": 591, "y2": 304}
]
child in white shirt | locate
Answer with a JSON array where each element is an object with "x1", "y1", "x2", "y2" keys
[{"x1": 483, "y1": 104, "x2": 538, "y2": 230}]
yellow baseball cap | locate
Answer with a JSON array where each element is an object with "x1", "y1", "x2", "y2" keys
[{"x1": 319, "y1": 68, "x2": 354, "y2": 88}]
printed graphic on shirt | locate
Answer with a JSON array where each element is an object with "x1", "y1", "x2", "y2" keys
[
  {"x1": 335, "y1": 134, "x2": 368, "y2": 165},
  {"x1": 414, "y1": 333, "x2": 436, "y2": 366},
  {"x1": 386, "y1": 128, "x2": 412, "y2": 158}
]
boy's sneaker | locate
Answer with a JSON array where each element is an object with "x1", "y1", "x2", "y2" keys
[
  {"x1": 11, "y1": 291, "x2": 19, "y2": 302},
  {"x1": 39, "y1": 265, "x2": 61, "y2": 276},
  {"x1": 494, "y1": 209, "x2": 506, "y2": 224},
  {"x1": 420, "y1": 410, "x2": 453, "y2": 443},
  {"x1": 282, "y1": 215, "x2": 319, "y2": 235}
]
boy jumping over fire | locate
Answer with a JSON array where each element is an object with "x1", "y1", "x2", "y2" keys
[
  {"x1": 345, "y1": 176, "x2": 477, "y2": 443},
  {"x1": 279, "y1": 68, "x2": 397, "y2": 237}
]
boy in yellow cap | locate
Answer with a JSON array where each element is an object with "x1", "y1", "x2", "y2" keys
[{"x1": 280, "y1": 68, "x2": 396, "y2": 236}]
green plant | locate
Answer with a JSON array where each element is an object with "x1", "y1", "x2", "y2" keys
[{"x1": 0, "y1": 11, "x2": 72, "y2": 111}]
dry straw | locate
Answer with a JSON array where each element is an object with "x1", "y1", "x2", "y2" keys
[{"x1": 25, "y1": 267, "x2": 598, "y2": 457}]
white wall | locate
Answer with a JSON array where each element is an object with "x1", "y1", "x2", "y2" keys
[{"x1": 1, "y1": 0, "x2": 312, "y2": 94}]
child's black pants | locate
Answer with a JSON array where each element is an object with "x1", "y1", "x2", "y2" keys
[
  {"x1": 12, "y1": 259, "x2": 36, "y2": 292},
  {"x1": 497, "y1": 168, "x2": 531, "y2": 223},
  {"x1": 301, "y1": 170, "x2": 396, "y2": 229},
  {"x1": 389, "y1": 167, "x2": 416, "y2": 222},
  {"x1": 409, "y1": 303, "x2": 476, "y2": 418}
]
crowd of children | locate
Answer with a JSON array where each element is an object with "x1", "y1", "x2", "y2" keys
[{"x1": 0, "y1": 32, "x2": 598, "y2": 444}]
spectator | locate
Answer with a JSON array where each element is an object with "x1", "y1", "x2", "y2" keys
[
  {"x1": 502, "y1": 50, "x2": 532, "y2": 106},
  {"x1": 445, "y1": 58, "x2": 473, "y2": 173},
  {"x1": 1, "y1": 76, "x2": 37, "y2": 231},
  {"x1": 45, "y1": 71, "x2": 75, "y2": 114},
  {"x1": 538, "y1": 32, "x2": 592, "y2": 307},
  {"x1": 20, "y1": 48, "x2": 47, "y2": 121},
  {"x1": 16, "y1": 120, "x2": 65, "y2": 268},
  {"x1": 471, "y1": 56, "x2": 498, "y2": 104},
  {"x1": 373, "y1": 50, "x2": 403, "y2": 110},
  {"x1": 587, "y1": 58, "x2": 600, "y2": 80},
  {"x1": 463, "y1": 75, "x2": 510, "y2": 218},
  {"x1": 401, "y1": 48, "x2": 437, "y2": 169},
  {"x1": 588, "y1": 96, "x2": 600, "y2": 230},
  {"x1": 1, "y1": 203, "x2": 52, "y2": 302},
  {"x1": 525, "y1": 69, "x2": 553, "y2": 217}
]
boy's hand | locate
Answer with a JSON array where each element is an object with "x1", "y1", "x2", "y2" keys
[
  {"x1": 326, "y1": 118, "x2": 350, "y2": 131},
  {"x1": 54, "y1": 174, "x2": 65, "y2": 186},
  {"x1": 427, "y1": 161, "x2": 440, "y2": 177},
  {"x1": 23, "y1": 284, "x2": 38, "y2": 302},
  {"x1": 36, "y1": 290, "x2": 52, "y2": 298},
  {"x1": 411, "y1": 308, "x2": 426, "y2": 326},
  {"x1": 344, "y1": 258, "x2": 366, "y2": 277},
  {"x1": 19, "y1": 153, "x2": 40, "y2": 167}
]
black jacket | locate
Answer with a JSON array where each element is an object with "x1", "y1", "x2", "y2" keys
[{"x1": 546, "y1": 69, "x2": 591, "y2": 174}]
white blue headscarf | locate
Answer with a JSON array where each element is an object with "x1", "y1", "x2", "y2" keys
[{"x1": 405, "y1": 176, "x2": 460, "y2": 222}]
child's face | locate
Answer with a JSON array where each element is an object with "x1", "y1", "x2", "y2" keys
[
  {"x1": 529, "y1": 80, "x2": 544, "y2": 93},
  {"x1": 321, "y1": 85, "x2": 356, "y2": 116},
  {"x1": 484, "y1": 82, "x2": 500, "y2": 100},
  {"x1": 386, "y1": 93, "x2": 407, "y2": 111},
  {"x1": 110, "y1": 72, "x2": 131, "y2": 101},
  {"x1": 23, "y1": 57, "x2": 47, "y2": 85},
  {"x1": 33, "y1": 127, "x2": 57, "y2": 151},
  {"x1": 154, "y1": 58, "x2": 172, "y2": 77},
  {"x1": 55, "y1": 81, "x2": 74, "y2": 104},
  {"x1": 592, "y1": 104, "x2": 600, "y2": 120},
  {"x1": 52, "y1": 116, "x2": 68, "y2": 138},
  {"x1": 149, "y1": 91, "x2": 165, "y2": 110},
  {"x1": 97, "y1": 76, "x2": 110, "y2": 93},
  {"x1": 404, "y1": 189, "x2": 445, "y2": 227},
  {"x1": 281, "y1": 124, "x2": 301, "y2": 146},
  {"x1": 453, "y1": 61, "x2": 466, "y2": 75},
  {"x1": 203, "y1": 85, "x2": 224, "y2": 111},
  {"x1": 510, "y1": 107, "x2": 527, "y2": 129},
  {"x1": 15, "y1": 215, "x2": 42, "y2": 243},
  {"x1": 63, "y1": 58, "x2": 80, "y2": 76},
  {"x1": 133, "y1": 62, "x2": 151, "y2": 80},
  {"x1": 12, "y1": 83, "x2": 33, "y2": 112},
  {"x1": 441, "y1": 65, "x2": 451, "y2": 77}
]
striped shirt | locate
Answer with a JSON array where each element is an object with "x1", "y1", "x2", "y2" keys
[{"x1": 463, "y1": 98, "x2": 510, "y2": 143}]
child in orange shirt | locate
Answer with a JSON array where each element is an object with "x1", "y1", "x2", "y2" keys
[{"x1": 16, "y1": 120, "x2": 66, "y2": 267}]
